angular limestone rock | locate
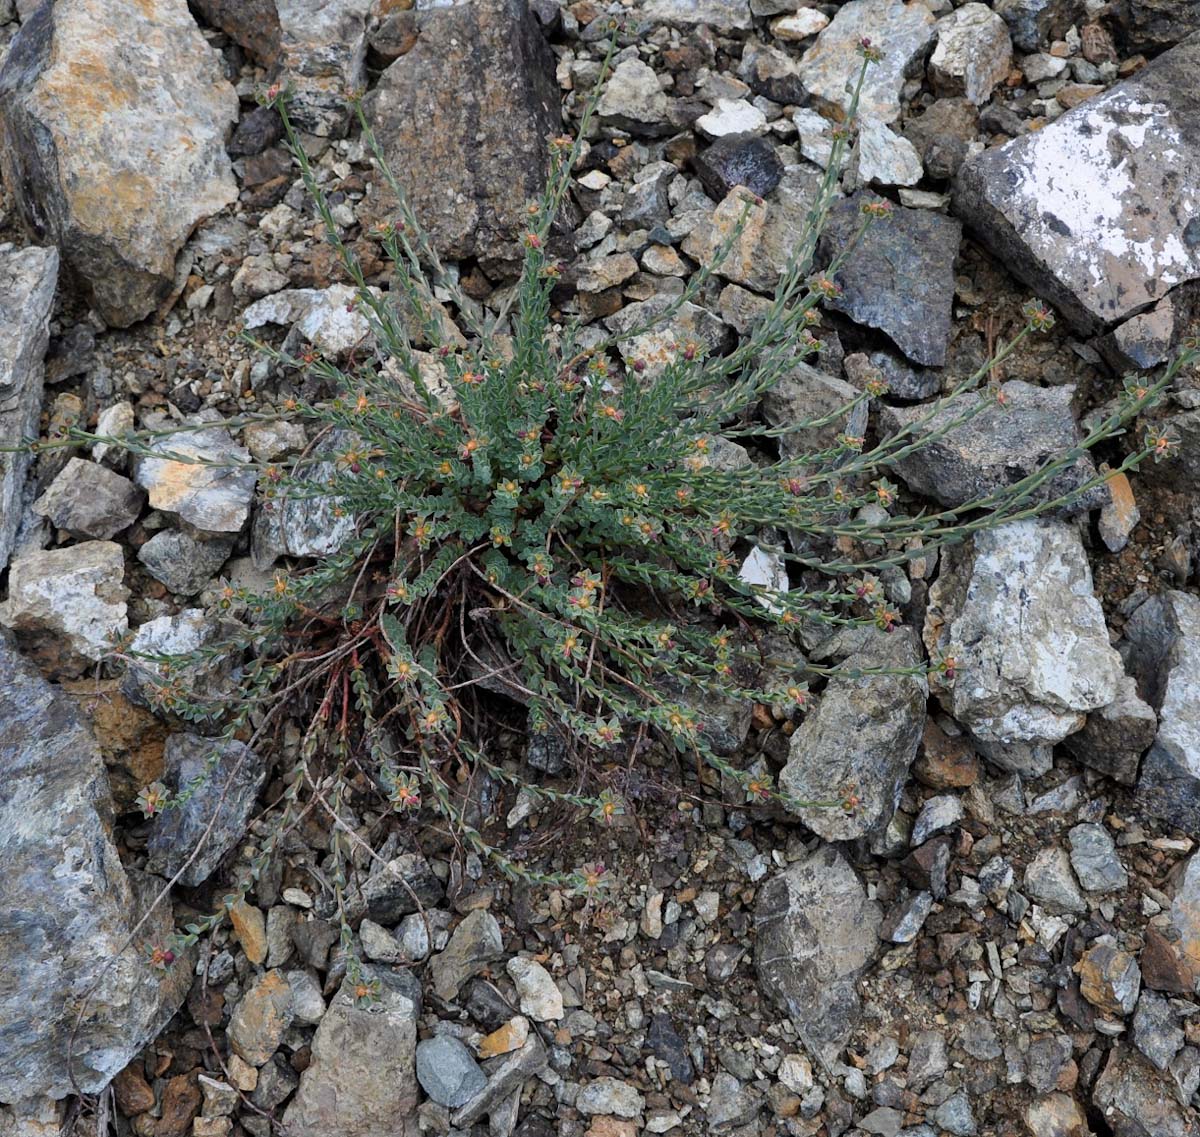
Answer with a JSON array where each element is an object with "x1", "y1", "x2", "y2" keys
[
  {"x1": 0, "y1": 541, "x2": 129, "y2": 677},
  {"x1": 0, "y1": 242, "x2": 57, "y2": 572},
  {"x1": 362, "y1": 0, "x2": 561, "y2": 268},
  {"x1": 781, "y1": 628, "x2": 927, "y2": 841},
  {"x1": 0, "y1": 634, "x2": 190, "y2": 1101},
  {"x1": 0, "y1": 0, "x2": 238, "y2": 326},
  {"x1": 284, "y1": 967, "x2": 420, "y2": 1137},
  {"x1": 755, "y1": 846, "x2": 881, "y2": 1069}
]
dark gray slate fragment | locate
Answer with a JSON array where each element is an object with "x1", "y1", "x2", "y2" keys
[
  {"x1": 0, "y1": 633, "x2": 190, "y2": 1100},
  {"x1": 693, "y1": 133, "x2": 784, "y2": 201},
  {"x1": 363, "y1": 0, "x2": 561, "y2": 267},
  {"x1": 880, "y1": 380, "x2": 1104, "y2": 513},
  {"x1": 818, "y1": 190, "x2": 962, "y2": 366},
  {"x1": 739, "y1": 40, "x2": 806, "y2": 105},
  {"x1": 1063, "y1": 675, "x2": 1156, "y2": 786},
  {"x1": 954, "y1": 34, "x2": 1200, "y2": 335},
  {"x1": 146, "y1": 732, "x2": 266, "y2": 887},
  {"x1": 755, "y1": 846, "x2": 881, "y2": 1070},
  {"x1": 361, "y1": 852, "x2": 446, "y2": 925},
  {"x1": 138, "y1": 529, "x2": 234, "y2": 595},
  {"x1": 647, "y1": 1013, "x2": 695, "y2": 1084},
  {"x1": 994, "y1": 0, "x2": 1083, "y2": 52}
]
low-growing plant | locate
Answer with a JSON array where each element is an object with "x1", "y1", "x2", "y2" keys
[{"x1": 25, "y1": 41, "x2": 1194, "y2": 1008}]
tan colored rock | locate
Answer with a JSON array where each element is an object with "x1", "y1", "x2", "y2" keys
[
  {"x1": 1024, "y1": 1093, "x2": 1091, "y2": 1137},
  {"x1": 230, "y1": 899, "x2": 269, "y2": 966},
  {"x1": 0, "y1": 0, "x2": 238, "y2": 326}
]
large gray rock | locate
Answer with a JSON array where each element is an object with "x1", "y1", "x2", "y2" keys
[
  {"x1": 818, "y1": 190, "x2": 961, "y2": 367},
  {"x1": 1112, "y1": 0, "x2": 1200, "y2": 54},
  {"x1": 276, "y1": 0, "x2": 372, "y2": 136},
  {"x1": 145, "y1": 732, "x2": 267, "y2": 887},
  {"x1": 284, "y1": 966, "x2": 420, "y2": 1137},
  {"x1": 755, "y1": 846, "x2": 881, "y2": 1069},
  {"x1": 137, "y1": 529, "x2": 234, "y2": 595},
  {"x1": 0, "y1": 0, "x2": 238, "y2": 326},
  {"x1": 1063, "y1": 674, "x2": 1156, "y2": 786},
  {"x1": 684, "y1": 166, "x2": 838, "y2": 296},
  {"x1": 0, "y1": 243, "x2": 57, "y2": 573},
  {"x1": 924, "y1": 520, "x2": 1123, "y2": 776},
  {"x1": 0, "y1": 634, "x2": 191, "y2": 1101},
  {"x1": 0, "y1": 541, "x2": 129, "y2": 678},
  {"x1": 134, "y1": 424, "x2": 257, "y2": 534},
  {"x1": 954, "y1": 34, "x2": 1200, "y2": 336},
  {"x1": 363, "y1": 0, "x2": 561, "y2": 267},
  {"x1": 798, "y1": 0, "x2": 937, "y2": 124},
  {"x1": 1123, "y1": 591, "x2": 1200, "y2": 834},
  {"x1": 780, "y1": 628, "x2": 927, "y2": 841},
  {"x1": 32, "y1": 457, "x2": 144, "y2": 539},
  {"x1": 762, "y1": 361, "x2": 867, "y2": 460},
  {"x1": 880, "y1": 381, "x2": 1104, "y2": 514}
]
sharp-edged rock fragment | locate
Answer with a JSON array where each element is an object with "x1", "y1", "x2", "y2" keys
[
  {"x1": 0, "y1": 633, "x2": 191, "y2": 1101},
  {"x1": 1123, "y1": 590, "x2": 1200, "y2": 834},
  {"x1": 954, "y1": 34, "x2": 1200, "y2": 335},
  {"x1": 780, "y1": 628, "x2": 927, "y2": 841},
  {"x1": 0, "y1": 0, "x2": 238, "y2": 326},
  {"x1": 818, "y1": 189, "x2": 961, "y2": 367},
  {"x1": 362, "y1": 0, "x2": 561, "y2": 268},
  {"x1": 134, "y1": 425, "x2": 257, "y2": 534},
  {"x1": 924, "y1": 520, "x2": 1123, "y2": 776},
  {"x1": 145, "y1": 733, "x2": 266, "y2": 887},
  {"x1": 755, "y1": 846, "x2": 882, "y2": 1069},
  {"x1": 799, "y1": 0, "x2": 937, "y2": 124},
  {"x1": 880, "y1": 381, "x2": 1104, "y2": 513},
  {"x1": 284, "y1": 966, "x2": 421, "y2": 1136},
  {"x1": 0, "y1": 541, "x2": 129, "y2": 677}
]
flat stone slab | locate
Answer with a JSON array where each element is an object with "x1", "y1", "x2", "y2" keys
[{"x1": 954, "y1": 32, "x2": 1200, "y2": 334}]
